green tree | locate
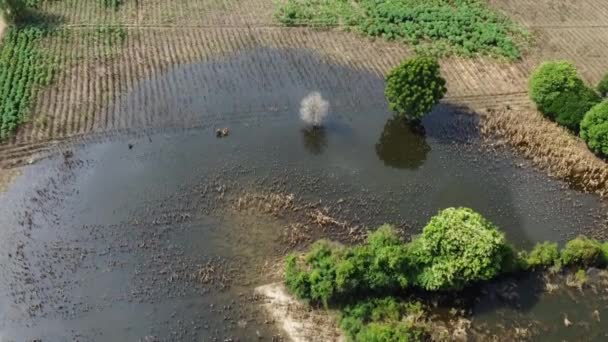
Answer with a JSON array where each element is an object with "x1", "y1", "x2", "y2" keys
[
  {"x1": 529, "y1": 62, "x2": 585, "y2": 112},
  {"x1": 580, "y1": 101, "x2": 608, "y2": 157},
  {"x1": 409, "y1": 207, "x2": 509, "y2": 291},
  {"x1": 385, "y1": 56, "x2": 447, "y2": 121}
]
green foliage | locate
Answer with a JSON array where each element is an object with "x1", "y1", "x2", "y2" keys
[
  {"x1": 580, "y1": 101, "x2": 608, "y2": 157},
  {"x1": 100, "y1": 0, "x2": 124, "y2": 10},
  {"x1": 0, "y1": 0, "x2": 27, "y2": 23},
  {"x1": 529, "y1": 61, "x2": 586, "y2": 114},
  {"x1": 409, "y1": 208, "x2": 508, "y2": 290},
  {"x1": 274, "y1": 0, "x2": 527, "y2": 59},
  {"x1": 285, "y1": 226, "x2": 412, "y2": 306},
  {"x1": 561, "y1": 236, "x2": 605, "y2": 268},
  {"x1": 602, "y1": 242, "x2": 608, "y2": 264},
  {"x1": 543, "y1": 87, "x2": 600, "y2": 131},
  {"x1": 0, "y1": 25, "x2": 55, "y2": 139},
  {"x1": 385, "y1": 56, "x2": 446, "y2": 120},
  {"x1": 598, "y1": 73, "x2": 608, "y2": 98},
  {"x1": 340, "y1": 298, "x2": 426, "y2": 342},
  {"x1": 526, "y1": 242, "x2": 560, "y2": 268}
]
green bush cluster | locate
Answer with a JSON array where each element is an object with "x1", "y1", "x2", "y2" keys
[
  {"x1": 528, "y1": 61, "x2": 608, "y2": 156},
  {"x1": 525, "y1": 242, "x2": 560, "y2": 268},
  {"x1": 385, "y1": 56, "x2": 446, "y2": 120},
  {"x1": 285, "y1": 225, "x2": 411, "y2": 306},
  {"x1": 340, "y1": 298, "x2": 426, "y2": 342},
  {"x1": 285, "y1": 207, "x2": 511, "y2": 306},
  {"x1": 580, "y1": 101, "x2": 608, "y2": 157},
  {"x1": 0, "y1": 25, "x2": 55, "y2": 139},
  {"x1": 285, "y1": 208, "x2": 608, "y2": 340},
  {"x1": 275, "y1": 0, "x2": 528, "y2": 59},
  {"x1": 528, "y1": 61, "x2": 601, "y2": 131}
]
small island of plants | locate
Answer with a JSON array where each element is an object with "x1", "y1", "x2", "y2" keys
[{"x1": 284, "y1": 207, "x2": 608, "y2": 341}]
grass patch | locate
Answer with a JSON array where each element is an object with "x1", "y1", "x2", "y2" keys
[{"x1": 274, "y1": 0, "x2": 528, "y2": 59}]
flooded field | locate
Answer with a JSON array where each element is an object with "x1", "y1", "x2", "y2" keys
[{"x1": 1, "y1": 49, "x2": 607, "y2": 340}]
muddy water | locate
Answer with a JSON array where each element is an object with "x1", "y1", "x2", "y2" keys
[{"x1": 1, "y1": 48, "x2": 607, "y2": 340}]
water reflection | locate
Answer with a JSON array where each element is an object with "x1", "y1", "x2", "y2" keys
[
  {"x1": 301, "y1": 127, "x2": 328, "y2": 155},
  {"x1": 375, "y1": 117, "x2": 430, "y2": 169}
]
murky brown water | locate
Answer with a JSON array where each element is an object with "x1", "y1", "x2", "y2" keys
[{"x1": 1, "y1": 48, "x2": 607, "y2": 340}]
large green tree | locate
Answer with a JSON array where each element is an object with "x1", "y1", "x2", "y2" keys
[{"x1": 385, "y1": 56, "x2": 447, "y2": 121}]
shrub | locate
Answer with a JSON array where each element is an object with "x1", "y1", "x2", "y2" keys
[
  {"x1": 285, "y1": 226, "x2": 412, "y2": 306},
  {"x1": 543, "y1": 87, "x2": 600, "y2": 131},
  {"x1": 409, "y1": 207, "x2": 508, "y2": 291},
  {"x1": 561, "y1": 236, "x2": 605, "y2": 267},
  {"x1": 529, "y1": 61, "x2": 587, "y2": 116},
  {"x1": 580, "y1": 101, "x2": 608, "y2": 156},
  {"x1": 598, "y1": 73, "x2": 608, "y2": 98},
  {"x1": 527, "y1": 242, "x2": 560, "y2": 268},
  {"x1": 340, "y1": 298, "x2": 426, "y2": 342},
  {"x1": 385, "y1": 56, "x2": 447, "y2": 120}
]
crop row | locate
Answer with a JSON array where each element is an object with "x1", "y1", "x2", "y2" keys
[{"x1": 0, "y1": 26, "x2": 54, "y2": 140}]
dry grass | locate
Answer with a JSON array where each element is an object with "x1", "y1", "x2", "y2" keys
[{"x1": 480, "y1": 108, "x2": 608, "y2": 197}]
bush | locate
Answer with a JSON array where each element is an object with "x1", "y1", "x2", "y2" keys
[
  {"x1": 529, "y1": 61, "x2": 588, "y2": 115},
  {"x1": 561, "y1": 236, "x2": 605, "y2": 267},
  {"x1": 409, "y1": 207, "x2": 508, "y2": 291},
  {"x1": 602, "y1": 242, "x2": 608, "y2": 264},
  {"x1": 385, "y1": 56, "x2": 447, "y2": 120},
  {"x1": 285, "y1": 226, "x2": 412, "y2": 306},
  {"x1": 580, "y1": 101, "x2": 608, "y2": 156},
  {"x1": 527, "y1": 242, "x2": 560, "y2": 268},
  {"x1": 340, "y1": 298, "x2": 426, "y2": 342},
  {"x1": 598, "y1": 73, "x2": 608, "y2": 98},
  {"x1": 543, "y1": 87, "x2": 601, "y2": 131}
]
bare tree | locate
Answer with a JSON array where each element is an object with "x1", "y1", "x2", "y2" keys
[{"x1": 299, "y1": 91, "x2": 329, "y2": 128}]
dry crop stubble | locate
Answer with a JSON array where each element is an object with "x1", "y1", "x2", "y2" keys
[{"x1": 480, "y1": 108, "x2": 608, "y2": 197}]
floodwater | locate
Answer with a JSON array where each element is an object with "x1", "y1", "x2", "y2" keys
[{"x1": 1, "y1": 48, "x2": 607, "y2": 340}]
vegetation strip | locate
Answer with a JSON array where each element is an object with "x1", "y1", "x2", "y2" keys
[
  {"x1": 285, "y1": 207, "x2": 608, "y2": 340},
  {"x1": 0, "y1": 24, "x2": 54, "y2": 139},
  {"x1": 275, "y1": 0, "x2": 529, "y2": 59}
]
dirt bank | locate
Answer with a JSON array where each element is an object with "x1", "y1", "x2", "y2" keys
[{"x1": 255, "y1": 282, "x2": 345, "y2": 342}]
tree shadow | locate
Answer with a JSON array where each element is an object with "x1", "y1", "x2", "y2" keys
[
  {"x1": 375, "y1": 116, "x2": 431, "y2": 170},
  {"x1": 301, "y1": 126, "x2": 328, "y2": 155}
]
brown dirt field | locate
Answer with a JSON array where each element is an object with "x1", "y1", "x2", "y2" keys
[{"x1": 0, "y1": 0, "x2": 607, "y2": 181}]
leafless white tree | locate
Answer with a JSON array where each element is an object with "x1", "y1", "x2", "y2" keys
[{"x1": 299, "y1": 91, "x2": 329, "y2": 128}]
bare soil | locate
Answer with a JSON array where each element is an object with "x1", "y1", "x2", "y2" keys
[{"x1": 255, "y1": 283, "x2": 345, "y2": 342}]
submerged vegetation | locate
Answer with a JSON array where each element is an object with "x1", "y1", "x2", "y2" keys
[
  {"x1": 275, "y1": 0, "x2": 528, "y2": 59},
  {"x1": 284, "y1": 207, "x2": 608, "y2": 340}
]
